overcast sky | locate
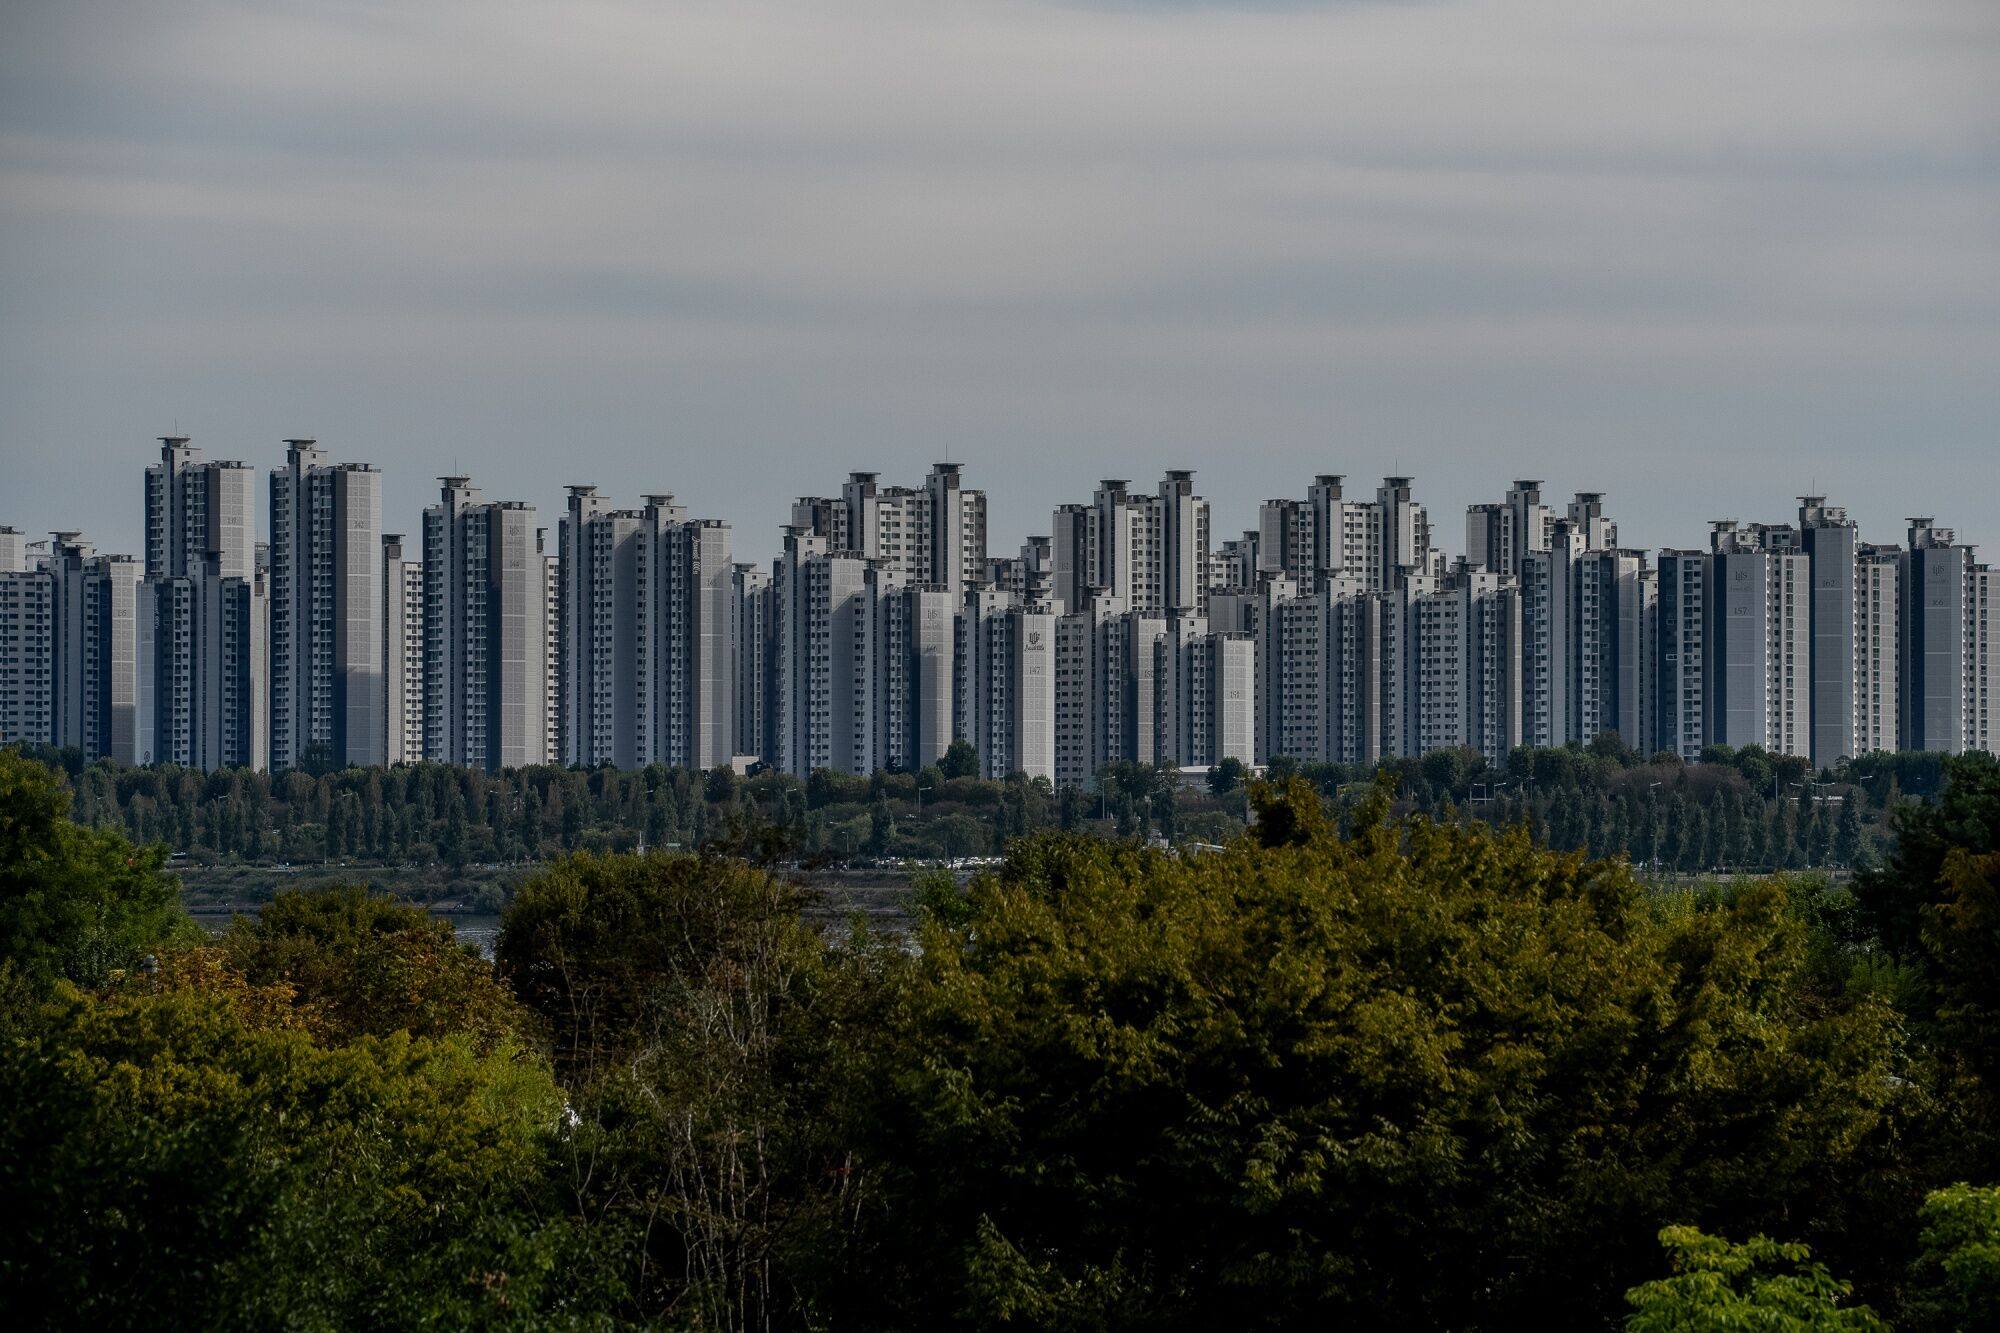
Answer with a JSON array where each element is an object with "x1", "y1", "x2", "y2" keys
[{"x1": 3, "y1": 0, "x2": 1996, "y2": 563}]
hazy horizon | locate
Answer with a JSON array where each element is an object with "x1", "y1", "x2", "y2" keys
[{"x1": 5, "y1": 0, "x2": 1996, "y2": 564}]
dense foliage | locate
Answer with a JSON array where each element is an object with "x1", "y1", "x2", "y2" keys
[
  {"x1": 850, "y1": 782, "x2": 1905, "y2": 1328},
  {"x1": 0, "y1": 753, "x2": 195, "y2": 989},
  {"x1": 4, "y1": 745, "x2": 2000, "y2": 1328},
  {"x1": 14, "y1": 738, "x2": 1929, "y2": 889}
]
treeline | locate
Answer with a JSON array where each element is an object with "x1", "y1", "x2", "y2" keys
[
  {"x1": 3, "y1": 750, "x2": 2000, "y2": 1328},
  {"x1": 15, "y1": 736, "x2": 1945, "y2": 877}
]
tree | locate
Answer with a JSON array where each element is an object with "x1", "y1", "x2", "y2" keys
[
  {"x1": 705, "y1": 763, "x2": 740, "y2": 805},
  {"x1": 1207, "y1": 756, "x2": 1246, "y2": 796},
  {"x1": 850, "y1": 781, "x2": 1905, "y2": 1329},
  {"x1": 219, "y1": 885, "x2": 527, "y2": 1050},
  {"x1": 939, "y1": 739, "x2": 980, "y2": 781},
  {"x1": 498, "y1": 850, "x2": 816, "y2": 1071},
  {"x1": 495, "y1": 849, "x2": 892, "y2": 1327},
  {"x1": 1926, "y1": 848, "x2": 2000, "y2": 1096},
  {"x1": 1834, "y1": 799, "x2": 1863, "y2": 869},
  {"x1": 868, "y1": 793, "x2": 894, "y2": 855},
  {"x1": 0, "y1": 750, "x2": 193, "y2": 991},
  {"x1": 0, "y1": 979, "x2": 584, "y2": 1330},
  {"x1": 1857, "y1": 752, "x2": 2000, "y2": 963},
  {"x1": 1904, "y1": 1183, "x2": 2000, "y2": 1332},
  {"x1": 1624, "y1": 1226, "x2": 1884, "y2": 1331}
]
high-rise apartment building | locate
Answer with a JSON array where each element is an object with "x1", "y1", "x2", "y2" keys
[
  {"x1": 1970, "y1": 561, "x2": 1999, "y2": 755},
  {"x1": 0, "y1": 531, "x2": 53, "y2": 747},
  {"x1": 1854, "y1": 544, "x2": 1900, "y2": 757},
  {"x1": 1255, "y1": 474, "x2": 1392, "y2": 596},
  {"x1": 733, "y1": 563, "x2": 774, "y2": 763},
  {"x1": 1155, "y1": 623, "x2": 1256, "y2": 770},
  {"x1": 959, "y1": 587, "x2": 1058, "y2": 782},
  {"x1": 381, "y1": 533, "x2": 424, "y2": 765},
  {"x1": 556, "y1": 486, "x2": 641, "y2": 768},
  {"x1": 1521, "y1": 524, "x2": 1583, "y2": 750},
  {"x1": 269, "y1": 441, "x2": 383, "y2": 770},
  {"x1": 1705, "y1": 522, "x2": 1810, "y2": 759},
  {"x1": 1158, "y1": 470, "x2": 1211, "y2": 617},
  {"x1": 52, "y1": 536, "x2": 144, "y2": 765},
  {"x1": 773, "y1": 538, "x2": 950, "y2": 778},
  {"x1": 139, "y1": 549, "x2": 267, "y2": 770},
  {"x1": 1900, "y1": 519, "x2": 1971, "y2": 755},
  {"x1": 421, "y1": 478, "x2": 549, "y2": 771},
  {"x1": 1406, "y1": 567, "x2": 1523, "y2": 764},
  {"x1": 554, "y1": 489, "x2": 736, "y2": 771},
  {"x1": 1053, "y1": 589, "x2": 1169, "y2": 788},
  {"x1": 985, "y1": 536, "x2": 1054, "y2": 605},
  {"x1": 1573, "y1": 547, "x2": 1653, "y2": 754},
  {"x1": 1654, "y1": 549, "x2": 1707, "y2": 761},
  {"x1": 1050, "y1": 471, "x2": 1211, "y2": 617},
  {"x1": 1265, "y1": 576, "x2": 1384, "y2": 766},
  {"x1": 1798, "y1": 497, "x2": 1861, "y2": 769},
  {"x1": 136, "y1": 436, "x2": 264, "y2": 771},
  {"x1": 791, "y1": 464, "x2": 987, "y2": 596},
  {"x1": 0, "y1": 533, "x2": 143, "y2": 762},
  {"x1": 145, "y1": 437, "x2": 255, "y2": 582},
  {"x1": 1466, "y1": 480, "x2": 1554, "y2": 580},
  {"x1": 1377, "y1": 476, "x2": 1436, "y2": 589}
]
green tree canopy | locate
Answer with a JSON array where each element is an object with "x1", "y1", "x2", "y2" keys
[
  {"x1": 0, "y1": 749, "x2": 192, "y2": 990},
  {"x1": 1904, "y1": 1183, "x2": 2000, "y2": 1331},
  {"x1": 939, "y1": 739, "x2": 981, "y2": 781},
  {"x1": 1857, "y1": 751, "x2": 2000, "y2": 963},
  {"x1": 0, "y1": 980, "x2": 585, "y2": 1330},
  {"x1": 219, "y1": 885, "x2": 527, "y2": 1050},
  {"x1": 496, "y1": 848, "x2": 897, "y2": 1327},
  {"x1": 1624, "y1": 1225, "x2": 1884, "y2": 1331},
  {"x1": 850, "y1": 780, "x2": 1906, "y2": 1329}
]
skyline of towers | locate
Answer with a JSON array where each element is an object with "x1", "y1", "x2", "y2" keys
[{"x1": 1, "y1": 439, "x2": 1996, "y2": 781}]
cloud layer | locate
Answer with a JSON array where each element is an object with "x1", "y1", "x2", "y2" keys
[{"x1": 3, "y1": 0, "x2": 1996, "y2": 556}]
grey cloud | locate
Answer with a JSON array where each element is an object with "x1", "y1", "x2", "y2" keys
[{"x1": 1, "y1": 0, "x2": 1996, "y2": 560}]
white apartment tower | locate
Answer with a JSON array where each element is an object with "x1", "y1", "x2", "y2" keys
[
  {"x1": 140, "y1": 549, "x2": 267, "y2": 770},
  {"x1": 1521, "y1": 524, "x2": 1584, "y2": 750},
  {"x1": 0, "y1": 531, "x2": 53, "y2": 748},
  {"x1": 1654, "y1": 550, "x2": 1707, "y2": 761},
  {"x1": 0, "y1": 533, "x2": 144, "y2": 763},
  {"x1": 1156, "y1": 623, "x2": 1256, "y2": 770},
  {"x1": 1053, "y1": 588, "x2": 1166, "y2": 788},
  {"x1": 733, "y1": 563, "x2": 775, "y2": 764},
  {"x1": 557, "y1": 489, "x2": 737, "y2": 771},
  {"x1": 1266, "y1": 576, "x2": 1386, "y2": 766},
  {"x1": 1409, "y1": 568, "x2": 1523, "y2": 765},
  {"x1": 1377, "y1": 476, "x2": 1436, "y2": 589},
  {"x1": 1466, "y1": 480, "x2": 1554, "y2": 580},
  {"x1": 1970, "y1": 561, "x2": 1999, "y2": 755},
  {"x1": 1158, "y1": 470, "x2": 1211, "y2": 617},
  {"x1": 381, "y1": 534, "x2": 424, "y2": 764},
  {"x1": 421, "y1": 478, "x2": 549, "y2": 771},
  {"x1": 145, "y1": 436, "x2": 254, "y2": 582},
  {"x1": 1854, "y1": 544, "x2": 1901, "y2": 757},
  {"x1": 960, "y1": 588, "x2": 1058, "y2": 782},
  {"x1": 1705, "y1": 522, "x2": 1810, "y2": 759},
  {"x1": 1256, "y1": 475, "x2": 1387, "y2": 595},
  {"x1": 1573, "y1": 547, "x2": 1654, "y2": 754},
  {"x1": 269, "y1": 441, "x2": 384, "y2": 770},
  {"x1": 792, "y1": 464, "x2": 987, "y2": 596}
]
